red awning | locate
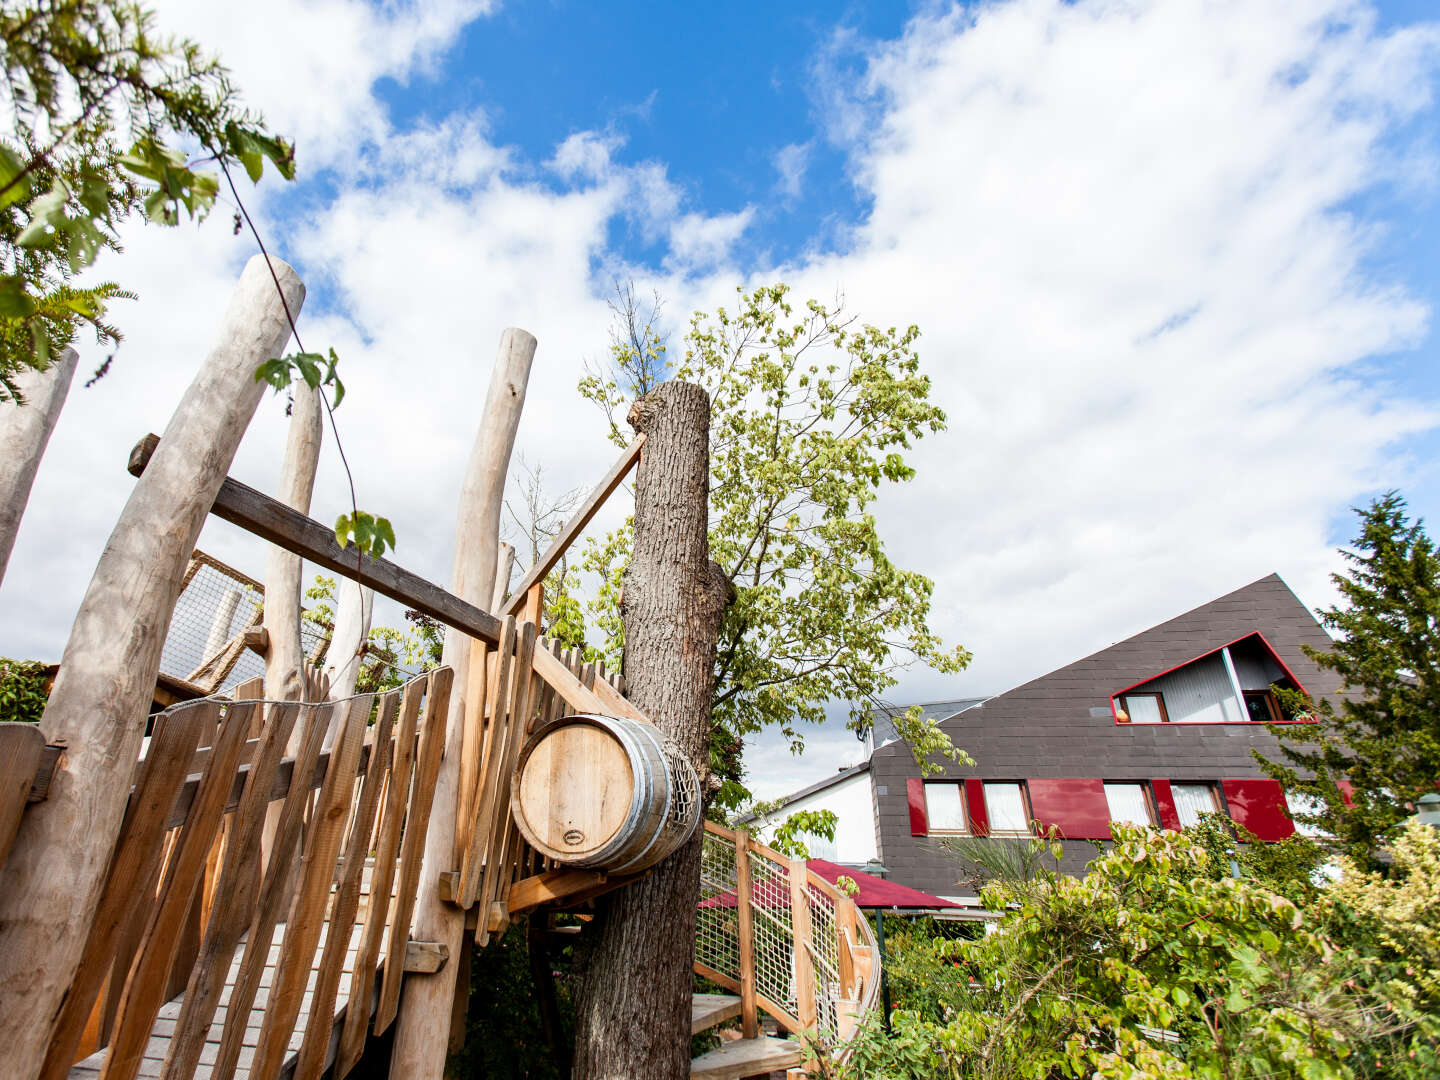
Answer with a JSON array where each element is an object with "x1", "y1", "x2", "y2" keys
[
  {"x1": 700, "y1": 858, "x2": 959, "y2": 910},
  {"x1": 806, "y1": 859, "x2": 960, "y2": 909}
]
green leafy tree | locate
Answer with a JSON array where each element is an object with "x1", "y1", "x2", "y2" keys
[
  {"x1": 0, "y1": 656, "x2": 49, "y2": 722},
  {"x1": 579, "y1": 283, "x2": 969, "y2": 806},
  {"x1": 1258, "y1": 493, "x2": 1440, "y2": 862},
  {"x1": 837, "y1": 825, "x2": 1438, "y2": 1080},
  {"x1": 0, "y1": 0, "x2": 295, "y2": 399}
]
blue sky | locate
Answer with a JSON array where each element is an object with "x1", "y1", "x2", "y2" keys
[{"x1": 3, "y1": 0, "x2": 1439, "y2": 800}]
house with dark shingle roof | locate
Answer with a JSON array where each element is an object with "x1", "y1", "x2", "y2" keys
[{"x1": 757, "y1": 573, "x2": 1341, "y2": 901}]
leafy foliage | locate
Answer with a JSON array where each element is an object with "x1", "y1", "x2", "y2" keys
[
  {"x1": 936, "y1": 830, "x2": 1063, "y2": 896},
  {"x1": 578, "y1": 283, "x2": 968, "y2": 806},
  {"x1": 302, "y1": 575, "x2": 434, "y2": 694},
  {"x1": 0, "y1": 0, "x2": 294, "y2": 395},
  {"x1": 1258, "y1": 493, "x2": 1440, "y2": 863},
  {"x1": 255, "y1": 348, "x2": 344, "y2": 408},
  {"x1": 0, "y1": 656, "x2": 49, "y2": 723},
  {"x1": 836, "y1": 825, "x2": 1439, "y2": 1080},
  {"x1": 746, "y1": 805, "x2": 839, "y2": 859},
  {"x1": 333, "y1": 510, "x2": 395, "y2": 560}
]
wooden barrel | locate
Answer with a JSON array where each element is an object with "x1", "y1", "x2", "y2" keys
[{"x1": 510, "y1": 714, "x2": 701, "y2": 874}]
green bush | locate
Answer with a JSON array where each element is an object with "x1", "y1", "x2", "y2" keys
[
  {"x1": 836, "y1": 825, "x2": 1440, "y2": 1080},
  {"x1": 0, "y1": 657, "x2": 49, "y2": 723}
]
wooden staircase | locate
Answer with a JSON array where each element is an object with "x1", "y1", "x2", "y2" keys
[{"x1": 689, "y1": 994, "x2": 804, "y2": 1080}]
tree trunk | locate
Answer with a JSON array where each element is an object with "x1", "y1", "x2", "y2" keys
[
  {"x1": 0, "y1": 255, "x2": 304, "y2": 1080},
  {"x1": 389, "y1": 328, "x2": 536, "y2": 1080},
  {"x1": 0, "y1": 347, "x2": 78, "y2": 586},
  {"x1": 572, "y1": 381, "x2": 728, "y2": 1080}
]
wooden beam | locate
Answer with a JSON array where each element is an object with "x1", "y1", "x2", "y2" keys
[
  {"x1": 502, "y1": 435, "x2": 645, "y2": 616},
  {"x1": 403, "y1": 940, "x2": 450, "y2": 973},
  {"x1": 130, "y1": 432, "x2": 505, "y2": 648},
  {"x1": 132, "y1": 435, "x2": 645, "y2": 728}
]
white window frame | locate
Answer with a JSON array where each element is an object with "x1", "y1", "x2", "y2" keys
[
  {"x1": 924, "y1": 781, "x2": 969, "y2": 834},
  {"x1": 1171, "y1": 782, "x2": 1221, "y2": 828},
  {"x1": 984, "y1": 781, "x2": 1031, "y2": 836},
  {"x1": 1104, "y1": 782, "x2": 1156, "y2": 828}
]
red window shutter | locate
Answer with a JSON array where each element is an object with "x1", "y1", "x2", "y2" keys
[
  {"x1": 906, "y1": 778, "x2": 928, "y2": 836},
  {"x1": 1151, "y1": 779, "x2": 1182, "y2": 831},
  {"x1": 1026, "y1": 778, "x2": 1110, "y2": 839},
  {"x1": 965, "y1": 778, "x2": 989, "y2": 837},
  {"x1": 1221, "y1": 779, "x2": 1296, "y2": 842}
]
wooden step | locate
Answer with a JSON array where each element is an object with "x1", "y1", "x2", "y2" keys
[
  {"x1": 690, "y1": 1035, "x2": 803, "y2": 1080},
  {"x1": 691, "y1": 992, "x2": 743, "y2": 1034}
]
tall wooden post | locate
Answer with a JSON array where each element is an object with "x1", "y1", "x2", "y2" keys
[
  {"x1": 735, "y1": 831, "x2": 759, "y2": 1038},
  {"x1": 571, "y1": 381, "x2": 729, "y2": 1080},
  {"x1": 263, "y1": 383, "x2": 322, "y2": 699},
  {"x1": 0, "y1": 347, "x2": 78, "y2": 586},
  {"x1": 389, "y1": 328, "x2": 536, "y2": 1080},
  {"x1": 789, "y1": 858, "x2": 817, "y2": 1037},
  {"x1": 0, "y1": 255, "x2": 304, "y2": 1080},
  {"x1": 326, "y1": 578, "x2": 373, "y2": 691}
]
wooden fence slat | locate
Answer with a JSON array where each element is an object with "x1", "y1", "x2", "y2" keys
[
  {"x1": 375, "y1": 666, "x2": 454, "y2": 1033},
  {"x1": 455, "y1": 638, "x2": 489, "y2": 868},
  {"x1": 335, "y1": 677, "x2": 424, "y2": 1075},
  {"x1": 0, "y1": 723, "x2": 43, "y2": 872},
  {"x1": 293, "y1": 690, "x2": 398, "y2": 1080},
  {"x1": 156, "y1": 700, "x2": 301, "y2": 1080},
  {"x1": 458, "y1": 618, "x2": 516, "y2": 910},
  {"x1": 97, "y1": 700, "x2": 252, "y2": 1080},
  {"x1": 480, "y1": 622, "x2": 538, "y2": 924},
  {"x1": 250, "y1": 692, "x2": 373, "y2": 1078},
  {"x1": 38, "y1": 707, "x2": 205, "y2": 1080},
  {"x1": 211, "y1": 699, "x2": 334, "y2": 1080}
]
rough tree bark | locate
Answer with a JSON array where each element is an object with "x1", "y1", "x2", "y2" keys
[
  {"x1": 0, "y1": 346, "x2": 78, "y2": 586},
  {"x1": 572, "y1": 380, "x2": 729, "y2": 1080},
  {"x1": 0, "y1": 255, "x2": 304, "y2": 1080},
  {"x1": 389, "y1": 328, "x2": 537, "y2": 1080}
]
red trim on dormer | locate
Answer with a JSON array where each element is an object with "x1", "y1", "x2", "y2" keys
[
  {"x1": 907, "y1": 777, "x2": 928, "y2": 836},
  {"x1": 1151, "y1": 779, "x2": 1182, "y2": 831},
  {"x1": 965, "y1": 778, "x2": 989, "y2": 837},
  {"x1": 1109, "y1": 631, "x2": 1313, "y2": 726}
]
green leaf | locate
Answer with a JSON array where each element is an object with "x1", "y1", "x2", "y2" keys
[
  {"x1": 0, "y1": 277, "x2": 36, "y2": 318},
  {"x1": 335, "y1": 514, "x2": 354, "y2": 550},
  {"x1": 293, "y1": 352, "x2": 322, "y2": 389},
  {"x1": 255, "y1": 357, "x2": 293, "y2": 392},
  {"x1": 0, "y1": 142, "x2": 33, "y2": 210},
  {"x1": 375, "y1": 516, "x2": 396, "y2": 555}
]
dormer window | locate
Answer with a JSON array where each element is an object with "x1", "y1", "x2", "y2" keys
[{"x1": 1111, "y1": 632, "x2": 1310, "y2": 726}]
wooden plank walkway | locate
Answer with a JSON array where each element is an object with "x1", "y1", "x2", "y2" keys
[{"x1": 69, "y1": 866, "x2": 394, "y2": 1080}]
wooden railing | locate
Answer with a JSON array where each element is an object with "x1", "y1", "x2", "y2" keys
[{"x1": 695, "y1": 822, "x2": 882, "y2": 1066}]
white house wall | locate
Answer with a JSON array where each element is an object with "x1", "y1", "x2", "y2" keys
[{"x1": 754, "y1": 771, "x2": 878, "y2": 864}]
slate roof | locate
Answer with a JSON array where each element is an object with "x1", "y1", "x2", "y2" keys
[{"x1": 868, "y1": 572, "x2": 1342, "y2": 894}]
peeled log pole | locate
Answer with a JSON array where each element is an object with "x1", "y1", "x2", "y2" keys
[
  {"x1": 263, "y1": 382, "x2": 322, "y2": 700},
  {"x1": 0, "y1": 255, "x2": 304, "y2": 1080},
  {"x1": 389, "y1": 328, "x2": 536, "y2": 1080},
  {"x1": 0, "y1": 347, "x2": 78, "y2": 586},
  {"x1": 572, "y1": 381, "x2": 728, "y2": 1080}
]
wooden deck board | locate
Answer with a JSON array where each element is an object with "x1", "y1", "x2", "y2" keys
[{"x1": 68, "y1": 862, "x2": 394, "y2": 1080}]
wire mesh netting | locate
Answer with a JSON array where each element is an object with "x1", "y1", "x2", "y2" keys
[
  {"x1": 807, "y1": 881, "x2": 842, "y2": 1040},
  {"x1": 747, "y1": 851, "x2": 799, "y2": 1026},
  {"x1": 158, "y1": 551, "x2": 328, "y2": 695},
  {"x1": 697, "y1": 828, "x2": 742, "y2": 981}
]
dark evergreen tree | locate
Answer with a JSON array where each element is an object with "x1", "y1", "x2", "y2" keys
[{"x1": 1259, "y1": 492, "x2": 1440, "y2": 861}]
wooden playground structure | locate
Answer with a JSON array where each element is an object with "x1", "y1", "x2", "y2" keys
[{"x1": 0, "y1": 255, "x2": 880, "y2": 1079}]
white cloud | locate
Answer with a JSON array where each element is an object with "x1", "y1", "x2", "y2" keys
[
  {"x1": 774, "y1": 142, "x2": 811, "y2": 198},
  {"x1": 2, "y1": 0, "x2": 1438, "y2": 808},
  {"x1": 666, "y1": 208, "x2": 757, "y2": 274}
]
